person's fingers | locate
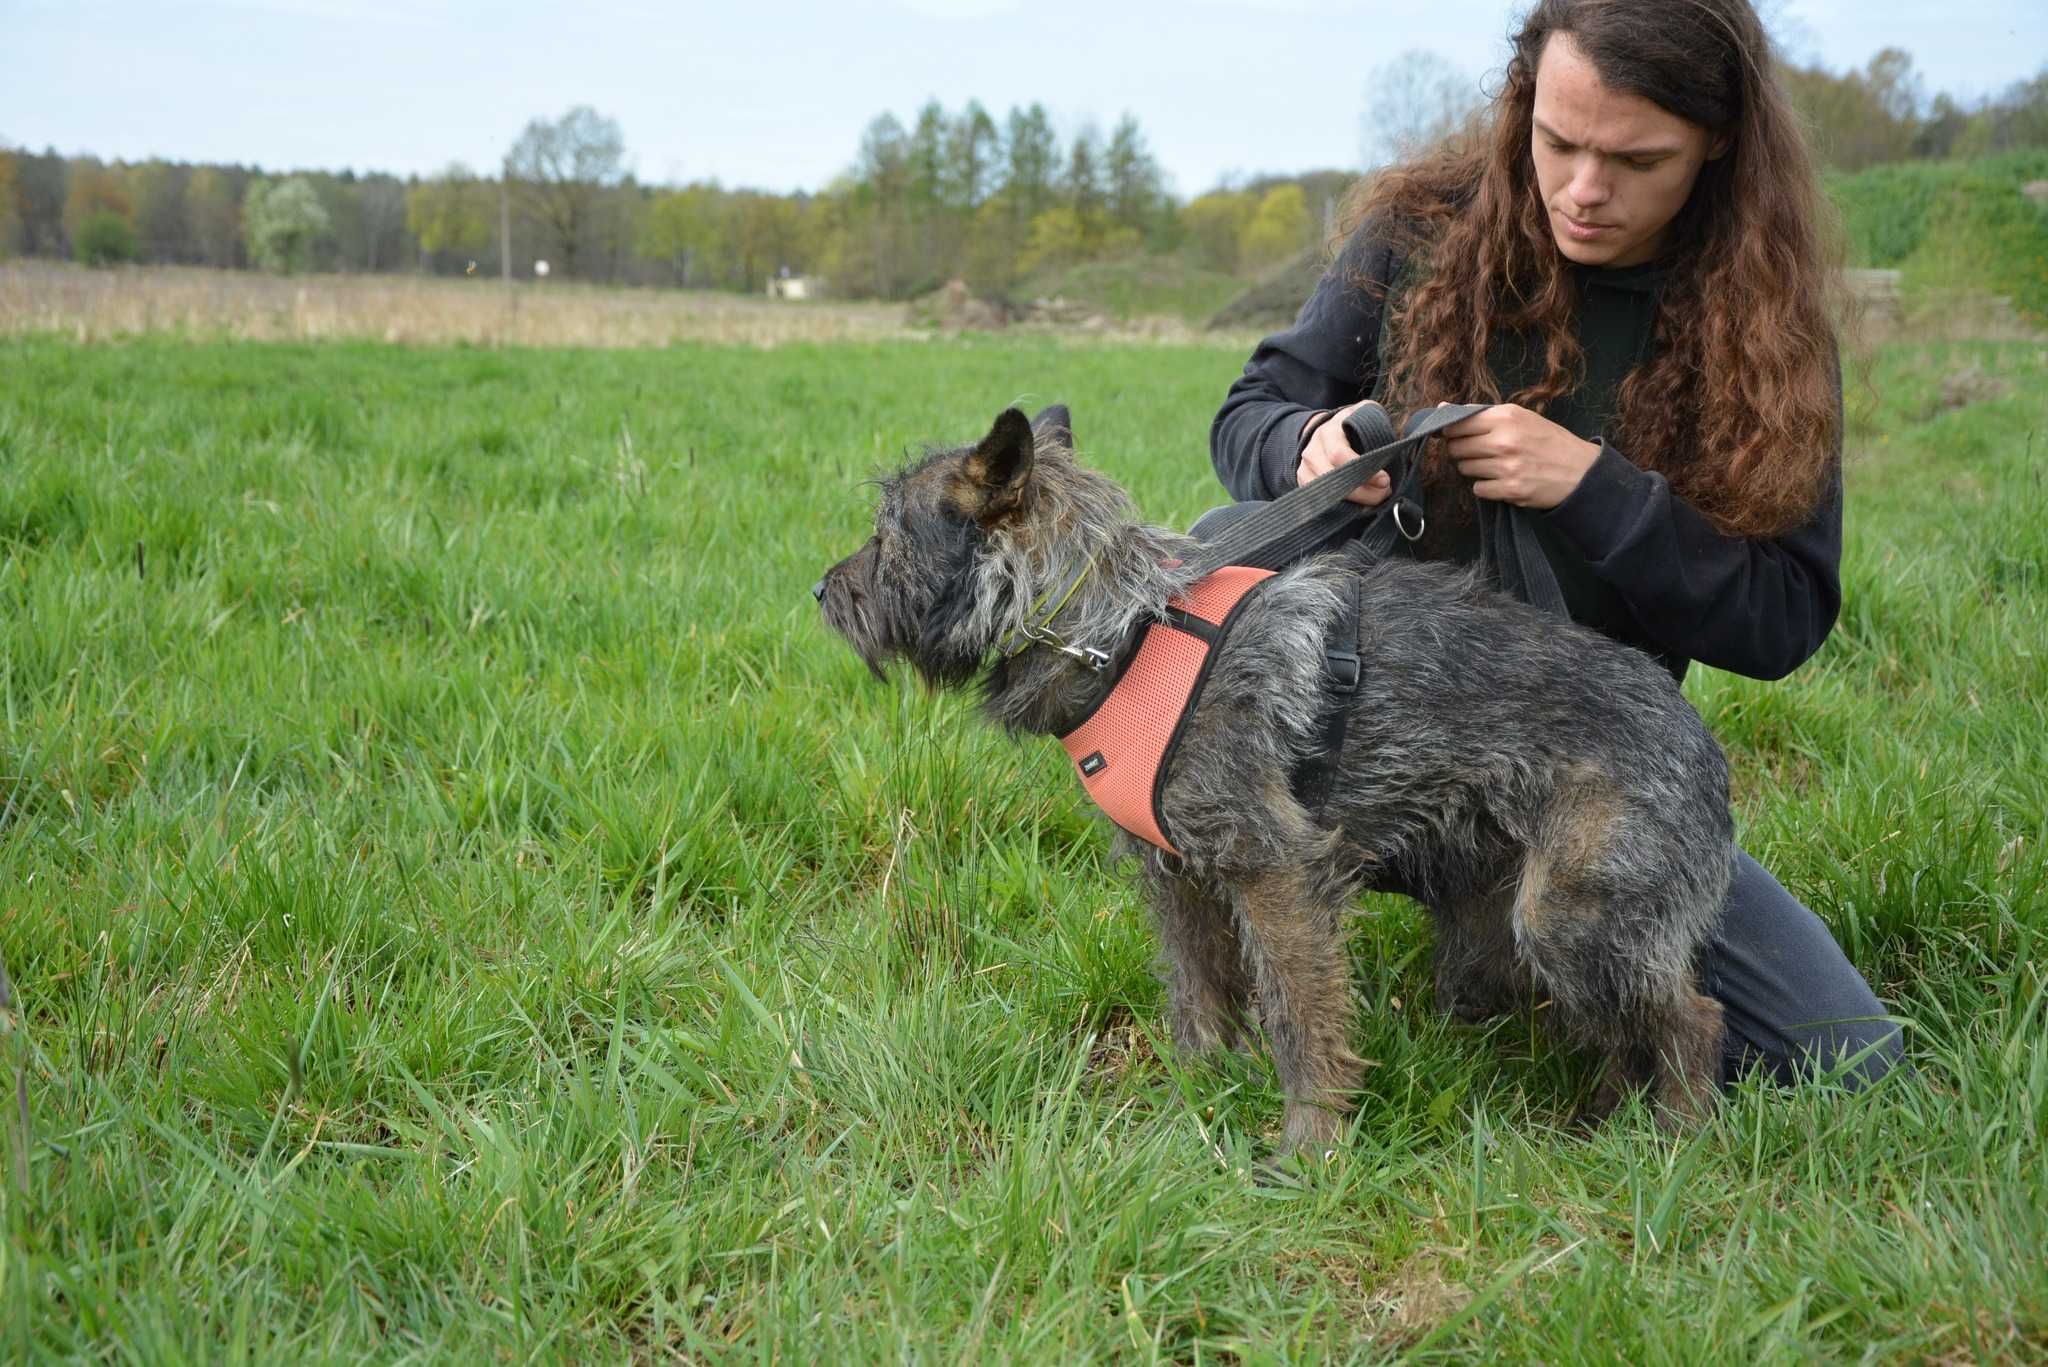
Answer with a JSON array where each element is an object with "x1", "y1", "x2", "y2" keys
[
  {"x1": 1344, "y1": 470, "x2": 1392, "y2": 507},
  {"x1": 1300, "y1": 430, "x2": 1357, "y2": 482},
  {"x1": 1451, "y1": 456, "x2": 1510, "y2": 481}
]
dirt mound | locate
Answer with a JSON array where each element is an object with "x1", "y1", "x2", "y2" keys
[{"x1": 907, "y1": 278, "x2": 1011, "y2": 332}]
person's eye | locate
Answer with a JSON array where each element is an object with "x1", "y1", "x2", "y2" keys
[{"x1": 1624, "y1": 157, "x2": 1661, "y2": 172}]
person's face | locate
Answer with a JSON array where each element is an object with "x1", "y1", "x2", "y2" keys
[{"x1": 1530, "y1": 32, "x2": 1728, "y2": 269}]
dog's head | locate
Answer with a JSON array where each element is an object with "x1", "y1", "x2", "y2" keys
[{"x1": 814, "y1": 404, "x2": 1075, "y2": 688}]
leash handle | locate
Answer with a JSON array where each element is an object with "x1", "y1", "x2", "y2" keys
[{"x1": 1339, "y1": 401, "x2": 1399, "y2": 457}]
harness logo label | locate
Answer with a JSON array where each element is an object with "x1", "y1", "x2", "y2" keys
[{"x1": 1078, "y1": 751, "x2": 1107, "y2": 777}]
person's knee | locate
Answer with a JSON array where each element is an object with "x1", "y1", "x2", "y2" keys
[{"x1": 1813, "y1": 1016, "x2": 1905, "y2": 1092}]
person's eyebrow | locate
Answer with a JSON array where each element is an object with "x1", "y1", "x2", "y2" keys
[{"x1": 1533, "y1": 118, "x2": 1685, "y2": 158}]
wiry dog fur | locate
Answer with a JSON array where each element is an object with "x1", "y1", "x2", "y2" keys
[{"x1": 817, "y1": 405, "x2": 1733, "y2": 1154}]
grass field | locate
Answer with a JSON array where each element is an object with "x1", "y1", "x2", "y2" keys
[{"x1": 0, "y1": 326, "x2": 2043, "y2": 1360}]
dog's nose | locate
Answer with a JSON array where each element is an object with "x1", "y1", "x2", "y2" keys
[{"x1": 811, "y1": 578, "x2": 827, "y2": 603}]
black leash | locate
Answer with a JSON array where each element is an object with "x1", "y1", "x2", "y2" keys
[{"x1": 1185, "y1": 401, "x2": 1567, "y2": 615}]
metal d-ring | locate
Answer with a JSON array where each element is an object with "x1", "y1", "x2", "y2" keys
[{"x1": 1392, "y1": 499, "x2": 1425, "y2": 543}]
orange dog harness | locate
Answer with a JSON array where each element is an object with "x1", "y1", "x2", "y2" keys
[{"x1": 1058, "y1": 566, "x2": 1276, "y2": 855}]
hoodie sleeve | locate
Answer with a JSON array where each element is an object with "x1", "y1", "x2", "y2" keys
[
  {"x1": 1541, "y1": 358, "x2": 1845, "y2": 682},
  {"x1": 1210, "y1": 219, "x2": 1404, "y2": 502}
]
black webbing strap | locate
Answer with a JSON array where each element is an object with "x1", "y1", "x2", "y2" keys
[
  {"x1": 1182, "y1": 402, "x2": 1483, "y2": 579},
  {"x1": 1188, "y1": 401, "x2": 1568, "y2": 617},
  {"x1": 1477, "y1": 484, "x2": 1568, "y2": 617}
]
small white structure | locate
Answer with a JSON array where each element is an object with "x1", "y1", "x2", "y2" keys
[
  {"x1": 767, "y1": 268, "x2": 810, "y2": 301},
  {"x1": 534, "y1": 260, "x2": 551, "y2": 279}
]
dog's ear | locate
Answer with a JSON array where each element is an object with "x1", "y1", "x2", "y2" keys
[
  {"x1": 1029, "y1": 404, "x2": 1073, "y2": 452},
  {"x1": 961, "y1": 406, "x2": 1035, "y2": 525}
]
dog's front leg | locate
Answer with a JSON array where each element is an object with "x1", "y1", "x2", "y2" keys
[
  {"x1": 1232, "y1": 868, "x2": 1364, "y2": 1154},
  {"x1": 1141, "y1": 856, "x2": 1253, "y2": 1057}
]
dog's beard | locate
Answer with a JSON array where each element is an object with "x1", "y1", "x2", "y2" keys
[
  {"x1": 819, "y1": 551, "x2": 1002, "y2": 690},
  {"x1": 820, "y1": 590, "x2": 891, "y2": 681}
]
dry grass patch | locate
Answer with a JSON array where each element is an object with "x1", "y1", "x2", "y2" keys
[
  {"x1": 0, "y1": 261, "x2": 919, "y2": 348},
  {"x1": 0, "y1": 262, "x2": 1254, "y2": 349}
]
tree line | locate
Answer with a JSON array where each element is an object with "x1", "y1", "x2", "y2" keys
[{"x1": 3, "y1": 48, "x2": 2042, "y2": 300}]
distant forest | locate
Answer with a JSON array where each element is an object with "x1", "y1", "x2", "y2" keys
[{"x1": 3, "y1": 47, "x2": 2043, "y2": 302}]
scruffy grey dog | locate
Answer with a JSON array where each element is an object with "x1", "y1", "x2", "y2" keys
[{"x1": 816, "y1": 405, "x2": 1733, "y2": 1154}]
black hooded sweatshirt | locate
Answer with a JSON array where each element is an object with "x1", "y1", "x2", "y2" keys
[{"x1": 1208, "y1": 217, "x2": 1844, "y2": 683}]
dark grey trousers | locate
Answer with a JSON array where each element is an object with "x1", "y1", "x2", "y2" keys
[
  {"x1": 1186, "y1": 502, "x2": 1903, "y2": 1091},
  {"x1": 1707, "y1": 850, "x2": 1901, "y2": 1087}
]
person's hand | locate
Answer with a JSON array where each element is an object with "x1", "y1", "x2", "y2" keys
[
  {"x1": 1297, "y1": 400, "x2": 1394, "y2": 508},
  {"x1": 1438, "y1": 403, "x2": 1601, "y2": 509}
]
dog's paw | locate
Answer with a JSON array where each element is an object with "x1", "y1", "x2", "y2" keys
[
  {"x1": 1434, "y1": 979, "x2": 1520, "y2": 1028},
  {"x1": 1250, "y1": 1144, "x2": 1340, "y2": 1188}
]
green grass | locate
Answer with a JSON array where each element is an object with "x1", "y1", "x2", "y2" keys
[
  {"x1": 1829, "y1": 151, "x2": 2048, "y2": 321},
  {"x1": 0, "y1": 331, "x2": 2042, "y2": 1360},
  {"x1": 1014, "y1": 251, "x2": 1265, "y2": 325},
  {"x1": 1828, "y1": 151, "x2": 2048, "y2": 270}
]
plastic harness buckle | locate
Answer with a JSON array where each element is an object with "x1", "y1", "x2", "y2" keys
[{"x1": 1324, "y1": 647, "x2": 1361, "y2": 692}]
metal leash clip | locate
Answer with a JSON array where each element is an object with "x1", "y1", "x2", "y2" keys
[
  {"x1": 1016, "y1": 621, "x2": 1112, "y2": 671},
  {"x1": 1061, "y1": 643, "x2": 1112, "y2": 672}
]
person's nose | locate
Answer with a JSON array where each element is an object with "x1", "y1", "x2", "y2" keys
[{"x1": 1568, "y1": 156, "x2": 1611, "y2": 211}]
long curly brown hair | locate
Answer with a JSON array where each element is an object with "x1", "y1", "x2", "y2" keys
[{"x1": 1346, "y1": 0, "x2": 1842, "y2": 537}]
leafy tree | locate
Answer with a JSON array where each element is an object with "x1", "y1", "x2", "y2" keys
[
  {"x1": 1914, "y1": 92, "x2": 1975, "y2": 160},
  {"x1": 1003, "y1": 104, "x2": 1058, "y2": 223},
  {"x1": 946, "y1": 101, "x2": 999, "y2": 212},
  {"x1": 63, "y1": 161, "x2": 133, "y2": 246},
  {"x1": 1103, "y1": 114, "x2": 1165, "y2": 237},
  {"x1": 0, "y1": 150, "x2": 19, "y2": 257},
  {"x1": 1063, "y1": 125, "x2": 1103, "y2": 223},
  {"x1": 13, "y1": 149, "x2": 70, "y2": 257},
  {"x1": 127, "y1": 160, "x2": 189, "y2": 262},
  {"x1": 1240, "y1": 184, "x2": 1311, "y2": 270},
  {"x1": 908, "y1": 100, "x2": 948, "y2": 217},
  {"x1": 858, "y1": 113, "x2": 910, "y2": 202},
  {"x1": 1182, "y1": 189, "x2": 1254, "y2": 272},
  {"x1": 591, "y1": 178, "x2": 645, "y2": 282},
  {"x1": 244, "y1": 177, "x2": 331, "y2": 274},
  {"x1": 903, "y1": 101, "x2": 965, "y2": 276},
  {"x1": 184, "y1": 167, "x2": 240, "y2": 267},
  {"x1": 1782, "y1": 48, "x2": 1921, "y2": 170},
  {"x1": 75, "y1": 211, "x2": 138, "y2": 266},
  {"x1": 728, "y1": 190, "x2": 803, "y2": 292},
  {"x1": 639, "y1": 183, "x2": 721, "y2": 285},
  {"x1": 503, "y1": 106, "x2": 627, "y2": 278},
  {"x1": 852, "y1": 114, "x2": 915, "y2": 296},
  {"x1": 349, "y1": 174, "x2": 409, "y2": 272},
  {"x1": 1019, "y1": 206, "x2": 1088, "y2": 273},
  {"x1": 963, "y1": 190, "x2": 1027, "y2": 296},
  {"x1": 1984, "y1": 68, "x2": 2048, "y2": 153},
  {"x1": 406, "y1": 164, "x2": 495, "y2": 261}
]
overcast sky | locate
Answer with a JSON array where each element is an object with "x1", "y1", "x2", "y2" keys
[{"x1": 3, "y1": 0, "x2": 2042, "y2": 197}]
